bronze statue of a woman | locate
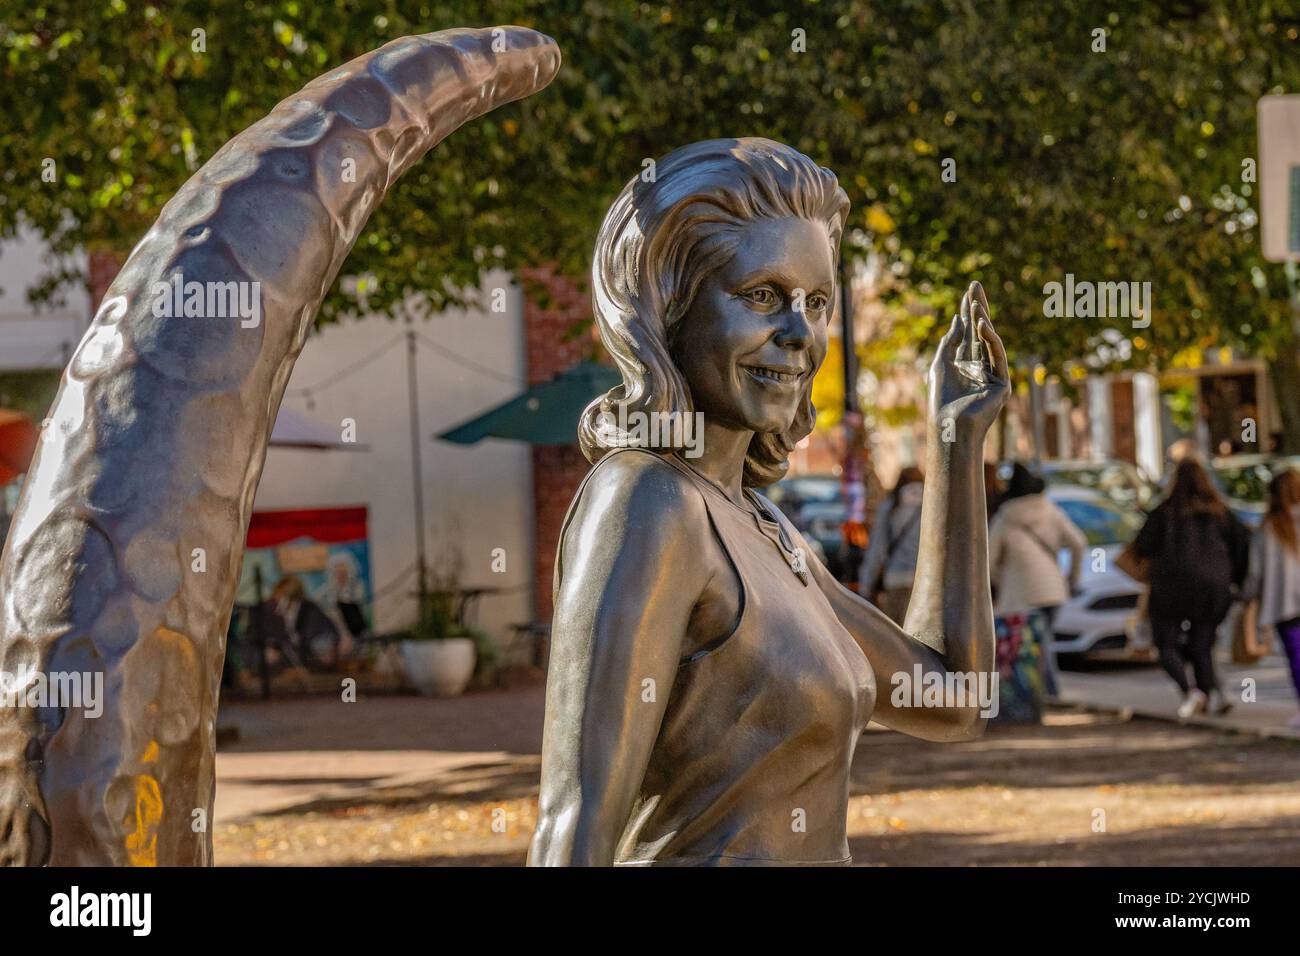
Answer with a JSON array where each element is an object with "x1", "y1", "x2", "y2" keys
[{"x1": 529, "y1": 138, "x2": 1009, "y2": 866}]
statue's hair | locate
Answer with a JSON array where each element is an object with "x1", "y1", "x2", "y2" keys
[{"x1": 579, "y1": 138, "x2": 850, "y2": 486}]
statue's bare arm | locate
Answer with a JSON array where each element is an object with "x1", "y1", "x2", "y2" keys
[
  {"x1": 529, "y1": 453, "x2": 714, "y2": 866},
  {"x1": 815, "y1": 283, "x2": 1008, "y2": 742}
]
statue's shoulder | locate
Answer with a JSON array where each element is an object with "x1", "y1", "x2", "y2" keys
[
  {"x1": 570, "y1": 449, "x2": 708, "y2": 532},
  {"x1": 553, "y1": 450, "x2": 718, "y2": 610}
]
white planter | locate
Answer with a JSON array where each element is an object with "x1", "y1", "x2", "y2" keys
[{"x1": 399, "y1": 637, "x2": 476, "y2": 697}]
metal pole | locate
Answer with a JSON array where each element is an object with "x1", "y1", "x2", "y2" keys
[
  {"x1": 1287, "y1": 259, "x2": 1300, "y2": 332},
  {"x1": 1285, "y1": 260, "x2": 1300, "y2": 455},
  {"x1": 406, "y1": 325, "x2": 429, "y2": 608},
  {"x1": 1028, "y1": 359, "x2": 1046, "y2": 468},
  {"x1": 840, "y1": 260, "x2": 858, "y2": 415},
  {"x1": 838, "y1": 260, "x2": 867, "y2": 585}
]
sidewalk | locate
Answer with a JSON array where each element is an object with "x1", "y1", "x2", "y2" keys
[
  {"x1": 1058, "y1": 652, "x2": 1300, "y2": 740},
  {"x1": 214, "y1": 684, "x2": 545, "y2": 825},
  {"x1": 212, "y1": 685, "x2": 1300, "y2": 865}
]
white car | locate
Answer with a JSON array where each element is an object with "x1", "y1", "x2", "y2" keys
[{"x1": 1041, "y1": 486, "x2": 1147, "y2": 660}]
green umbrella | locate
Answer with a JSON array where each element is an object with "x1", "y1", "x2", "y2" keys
[{"x1": 436, "y1": 361, "x2": 622, "y2": 446}]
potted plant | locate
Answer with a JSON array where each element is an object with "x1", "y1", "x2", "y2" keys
[{"x1": 397, "y1": 549, "x2": 495, "y2": 696}]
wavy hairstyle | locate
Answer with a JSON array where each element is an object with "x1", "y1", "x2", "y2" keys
[{"x1": 578, "y1": 138, "x2": 850, "y2": 487}]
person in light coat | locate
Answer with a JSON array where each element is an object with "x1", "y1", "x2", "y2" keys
[
  {"x1": 988, "y1": 464, "x2": 1087, "y2": 693},
  {"x1": 858, "y1": 467, "x2": 924, "y2": 624}
]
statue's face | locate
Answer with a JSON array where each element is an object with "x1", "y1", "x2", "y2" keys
[{"x1": 674, "y1": 216, "x2": 835, "y2": 435}]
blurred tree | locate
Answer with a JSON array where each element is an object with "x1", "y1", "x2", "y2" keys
[
  {"x1": 1, "y1": 1, "x2": 1297, "y2": 440},
  {"x1": 857, "y1": 0, "x2": 1300, "y2": 448}
]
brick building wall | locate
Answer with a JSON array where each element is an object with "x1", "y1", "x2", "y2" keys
[
  {"x1": 87, "y1": 250, "x2": 124, "y2": 315},
  {"x1": 520, "y1": 265, "x2": 598, "y2": 622}
]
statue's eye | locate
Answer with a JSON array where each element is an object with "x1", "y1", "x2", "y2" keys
[
  {"x1": 743, "y1": 287, "x2": 777, "y2": 307},
  {"x1": 805, "y1": 293, "x2": 829, "y2": 312}
]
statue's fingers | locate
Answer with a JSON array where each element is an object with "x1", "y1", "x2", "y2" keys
[
  {"x1": 978, "y1": 317, "x2": 1009, "y2": 381},
  {"x1": 958, "y1": 287, "x2": 976, "y2": 363},
  {"x1": 936, "y1": 314, "x2": 962, "y2": 366},
  {"x1": 969, "y1": 280, "x2": 990, "y2": 322}
]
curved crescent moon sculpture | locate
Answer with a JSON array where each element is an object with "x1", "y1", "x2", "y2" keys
[{"x1": 0, "y1": 26, "x2": 561, "y2": 866}]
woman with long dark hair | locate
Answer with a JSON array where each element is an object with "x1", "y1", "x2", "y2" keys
[
  {"x1": 1132, "y1": 457, "x2": 1250, "y2": 717},
  {"x1": 1243, "y1": 469, "x2": 1300, "y2": 727}
]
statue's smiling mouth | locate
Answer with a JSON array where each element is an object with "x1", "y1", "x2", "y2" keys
[{"x1": 741, "y1": 364, "x2": 804, "y2": 386}]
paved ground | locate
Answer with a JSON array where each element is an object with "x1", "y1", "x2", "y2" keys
[
  {"x1": 215, "y1": 684, "x2": 543, "y2": 823},
  {"x1": 215, "y1": 685, "x2": 544, "y2": 865},
  {"x1": 214, "y1": 678, "x2": 1300, "y2": 866},
  {"x1": 1058, "y1": 651, "x2": 1300, "y2": 739}
]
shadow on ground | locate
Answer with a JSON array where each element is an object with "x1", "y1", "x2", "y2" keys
[
  {"x1": 215, "y1": 689, "x2": 1300, "y2": 866},
  {"x1": 848, "y1": 815, "x2": 1300, "y2": 866},
  {"x1": 853, "y1": 711, "x2": 1300, "y2": 794},
  {"x1": 255, "y1": 758, "x2": 541, "y2": 818}
]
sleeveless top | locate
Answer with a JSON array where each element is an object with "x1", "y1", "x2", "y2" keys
[{"x1": 557, "y1": 448, "x2": 876, "y2": 866}]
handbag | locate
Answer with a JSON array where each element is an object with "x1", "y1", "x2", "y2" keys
[
  {"x1": 1231, "y1": 600, "x2": 1271, "y2": 663},
  {"x1": 1115, "y1": 541, "x2": 1151, "y2": 584}
]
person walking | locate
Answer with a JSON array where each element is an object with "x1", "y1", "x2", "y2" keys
[
  {"x1": 983, "y1": 461, "x2": 1006, "y2": 521},
  {"x1": 1131, "y1": 457, "x2": 1250, "y2": 717},
  {"x1": 859, "y1": 466, "x2": 924, "y2": 624},
  {"x1": 988, "y1": 463, "x2": 1087, "y2": 693},
  {"x1": 1242, "y1": 469, "x2": 1300, "y2": 728}
]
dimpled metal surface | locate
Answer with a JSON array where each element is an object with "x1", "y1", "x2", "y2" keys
[{"x1": 0, "y1": 27, "x2": 560, "y2": 866}]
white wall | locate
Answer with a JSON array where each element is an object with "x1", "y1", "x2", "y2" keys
[
  {"x1": 253, "y1": 274, "x2": 534, "y2": 645},
  {"x1": 1132, "y1": 372, "x2": 1163, "y2": 480},
  {"x1": 0, "y1": 228, "x2": 535, "y2": 645},
  {"x1": 1087, "y1": 377, "x2": 1113, "y2": 461},
  {"x1": 0, "y1": 228, "x2": 89, "y2": 370}
]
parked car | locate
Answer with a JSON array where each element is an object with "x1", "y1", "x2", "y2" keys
[
  {"x1": 765, "y1": 474, "x2": 843, "y2": 510},
  {"x1": 1038, "y1": 459, "x2": 1158, "y2": 512},
  {"x1": 1211, "y1": 454, "x2": 1300, "y2": 528},
  {"x1": 764, "y1": 475, "x2": 859, "y2": 582},
  {"x1": 1042, "y1": 486, "x2": 1147, "y2": 660}
]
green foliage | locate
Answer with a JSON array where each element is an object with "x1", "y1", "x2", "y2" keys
[
  {"x1": 408, "y1": 588, "x2": 457, "y2": 642},
  {"x1": 1, "y1": 0, "x2": 1297, "y2": 375},
  {"x1": 861, "y1": 0, "x2": 1300, "y2": 377},
  {"x1": 0, "y1": 370, "x2": 59, "y2": 419}
]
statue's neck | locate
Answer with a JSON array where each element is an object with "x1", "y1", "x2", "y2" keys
[{"x1": 675, "y1": 420, "x2": 752, "y2": 506}]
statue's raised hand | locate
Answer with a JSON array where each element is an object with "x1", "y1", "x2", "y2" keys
[{"x1": 928, "y1": 280, "x2": 1010, "y2": 439}]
